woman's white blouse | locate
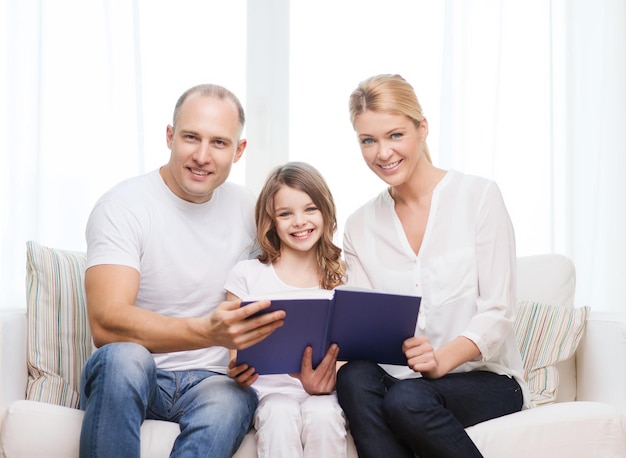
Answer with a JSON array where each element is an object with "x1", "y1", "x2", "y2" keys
[{"x1": 343, "y1": 170, "x2": 530, "y2": 406}]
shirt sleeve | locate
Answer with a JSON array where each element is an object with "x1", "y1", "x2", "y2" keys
[
  {"x1": 224, "y1": 261, "x2": 250, "y2": 299},
  {"x1": 85, "y1": 199, "x2": 143, "y2": 271},
  {"x1": 461, "y1": 180, "x2": 517, "y2": 361},
  {"x1": 343, "y1": 217, "x2": 375, "y2": 289}
]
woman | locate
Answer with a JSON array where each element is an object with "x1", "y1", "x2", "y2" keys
[{"x1": 335, "y1": 74, "x2": 530, "y2": 458}]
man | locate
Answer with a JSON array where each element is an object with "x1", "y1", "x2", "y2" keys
[{"x1": 79, "y1": 84, "x2": 285, "y2": 457}]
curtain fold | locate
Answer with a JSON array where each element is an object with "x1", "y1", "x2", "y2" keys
[
  {"x1": 2, "y1": 0, "x2": 142, "y2": 309},
  {"x1": 2, "y1": 0, "x2": 625, "y2": 313},
  {"x1": 567, "y1": 0, "x2": 626, "y2": 312}
]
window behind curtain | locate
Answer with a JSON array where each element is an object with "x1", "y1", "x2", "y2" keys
[
  {"x1": 289, "y1": 0, "x2": 556, "y2": 258},
  {"x1": 0, "y1": 0, "x2": 246, "y2": 309}
]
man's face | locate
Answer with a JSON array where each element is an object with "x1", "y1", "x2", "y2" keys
[{"x1": 162, "y1": 94, "x2": 246, "y2": 203}]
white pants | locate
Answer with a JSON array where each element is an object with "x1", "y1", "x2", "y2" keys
[{"x1": 253, "y1": 375, "x2": 347, "y2": 458}]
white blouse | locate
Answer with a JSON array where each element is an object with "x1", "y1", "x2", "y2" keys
[{"x1": 343, "y1": 170, "x2": 530, "y2": 406}]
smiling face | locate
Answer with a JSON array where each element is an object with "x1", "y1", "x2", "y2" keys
[
  {"x1": 353, "y1": 109, "x2": 428, "y2": 187},
  {"x1": 161, "y1": 94, "x2": 246, "y2": 203},
  {"x1": 273, "y1": 185, "x2": 324, "y2": 256}
]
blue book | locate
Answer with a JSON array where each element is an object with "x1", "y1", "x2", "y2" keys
[{"x1": 237, "y1": 287, "x2": 421, "y2": 374}]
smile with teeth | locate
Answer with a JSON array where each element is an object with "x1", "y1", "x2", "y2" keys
[
  {"x1": 291, "y1": 229, "x2": 313, "y2": 238},
  {"x1": 380, "y1": 160, "x2": 401, "y2": 170},
  {"x1": 189, "y1": 168, "x2": 210, "y2": 176}
]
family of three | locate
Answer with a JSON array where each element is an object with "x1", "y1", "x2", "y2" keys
[{"x1": 79, "y1": 75, "x2": 530, "y2": 458}]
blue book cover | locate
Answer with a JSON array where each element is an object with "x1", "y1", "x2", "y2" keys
[{"x1": 236, "y1": 288, "x2": 421, "y2": 374}]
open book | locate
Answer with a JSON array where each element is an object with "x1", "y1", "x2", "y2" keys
[{"x1": 237, "y1": 287, "x2": 421, "y2": 374}]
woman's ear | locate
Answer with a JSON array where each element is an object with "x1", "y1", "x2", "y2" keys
[{"x1": 419, "y1": 117, "x2": 429, "y2": 137}]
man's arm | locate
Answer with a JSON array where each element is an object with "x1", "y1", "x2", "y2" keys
[{"x1": 85, "y1": 264, "x2": 285, "y2": 353}]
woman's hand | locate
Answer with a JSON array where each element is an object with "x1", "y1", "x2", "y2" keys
[
  {"x1": 403, "y1": 336, "x2": 442, "y2": 378},
  {"x1": 227, "y1": 356, "x2": 259, "y2": 388},
  {"x1": 404, "y1": 335, "x2": 481, "y2": 379},
  {"x1": 298, "y1": 344, "x2": 339, "y2": 395}
]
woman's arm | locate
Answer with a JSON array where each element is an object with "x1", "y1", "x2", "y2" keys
[
  {"x1": 403, "y1": 335, "x2": 480, "y2": 379},
  {"x1": 463, "y1": 181, "x2": 517, "y2": 361}
]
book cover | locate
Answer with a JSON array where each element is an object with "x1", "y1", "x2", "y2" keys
[{"x1": 236, "y1": 288, "x2": 421, "y2": 374}]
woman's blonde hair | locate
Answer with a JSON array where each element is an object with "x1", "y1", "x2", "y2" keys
[
  {"x1": 349, "y1": 74, "x2": 432, "y2": 163},
  {"x1": 256, "y1": 162, "x2": 345, "y2": 290}
]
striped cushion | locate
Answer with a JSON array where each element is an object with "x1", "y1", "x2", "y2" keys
[
  {"x1": 25, "y1": 241, "x2": 94, "y2": 408},
  {"x1": 514, "y1": 300, "x2": 589, "y2": 406}
]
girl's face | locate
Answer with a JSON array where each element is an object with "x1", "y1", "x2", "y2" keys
[
  {"x1": 353, "y1": 109, "x2": 428, "y2": 187},
  {"x1": 273, "y1": 185, "x2": 324, "y2": 255}
]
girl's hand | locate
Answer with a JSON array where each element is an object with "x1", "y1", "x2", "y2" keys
[
  {"x1": 298, "y1": 344, "x2": 339, "y2": 395},
  {"x1": 403, "y1": 336, "x2": 441, "y2": 378},
  {"x1": 227, "y1": 357, "x2": 259, "y2": 388}
]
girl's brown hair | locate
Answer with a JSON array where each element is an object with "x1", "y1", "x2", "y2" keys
[
  {"x1": 349, "y1": 74, "x2": 432, "y2": 163},
  {"x1": 255, "y1": 162, "x2": 345, "y2": 290}
]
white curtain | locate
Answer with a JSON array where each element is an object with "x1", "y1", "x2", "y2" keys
[
  {"x1": 2, "y1": 0, "x2": 625, "y2": 313},
  {"x1": 566, "y1": 0, "x2": 626, "y2": 313},
  {"x1": 0, "y1": 0, "x2": 247, "y2": 309},
  {"x1": 2, "y1": 1, "x2": 143, "y2": 309},
  {"x1": 289, "y1": 0, "x2": 626, "y2": 312}
]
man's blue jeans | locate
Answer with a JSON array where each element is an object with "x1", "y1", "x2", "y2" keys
[
  {"x1": 336, "y1": 360, "x2": 523, "y2": 458},
  {"x1": 78, "y1": 342, "x2": 257, "y2": 458}
]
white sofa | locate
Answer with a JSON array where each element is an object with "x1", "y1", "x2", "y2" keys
[{"x1": 1, "y1": 246, "x2": 626, "y2": 457}]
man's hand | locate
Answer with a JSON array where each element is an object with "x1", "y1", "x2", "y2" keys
[
  {"x1": 298, "y1": 344, "x2": 339, "y2": 395},
  {"x1": 206, "y1": 299, "x2": 285, "y2": 350},
  {"x1": 227, "y1": 356, "x2": 259, "y2": 388},
  {"x1": 86, "y1": 263, "x2": 285, "y2": 353}
]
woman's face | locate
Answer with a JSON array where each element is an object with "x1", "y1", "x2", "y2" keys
[{"x1": 353, "y1": 109, "x2": 428, "y2": 187}]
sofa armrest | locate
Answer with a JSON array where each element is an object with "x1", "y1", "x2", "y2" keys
[
  {"x1": 0, "y1": 310, "x2": 28, "y2": 425},
  {"x1": 576, "y1": 311, "x2": 626, "y2": 411}
]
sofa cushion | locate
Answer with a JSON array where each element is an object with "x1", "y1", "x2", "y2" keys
[
  {"x1": 467, "y1": 400, "x2": 626, "y2": 457},
  {"x1": 25, "y1": 241, "x2": 94, "y2": 408},
  {"x1": 516, "y1": 254, "x2": 579, "y2": 402},
  {"x1": 514, "y1": 300, "x2": 589, "y2": 405}
]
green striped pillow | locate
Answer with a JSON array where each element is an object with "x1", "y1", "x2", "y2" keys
[
  {"x1": 514, "y1": 300, "x2": 589, "y2": 406},
  {"x1": 25, "y1": 241, "x2": 94, "y2": 408}
]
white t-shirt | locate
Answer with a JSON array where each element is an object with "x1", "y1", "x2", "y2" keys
[
  {"x1": 86, "y1": 169, "x2": 257, "y2": 372},
  {"x1": 343, "y1": 170, "x2": 530, "y2": 406},
  {"x1": 225, "y1": 259, "x2": 321, "y2": 400}
]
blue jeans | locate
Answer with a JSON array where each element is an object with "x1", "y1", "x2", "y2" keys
[
  {"x1": 78, "y1": 342, "x2": 258, "y2": 458},
  {"x1": 336, "y1": 360, "x2": 523, "y2": 458}
]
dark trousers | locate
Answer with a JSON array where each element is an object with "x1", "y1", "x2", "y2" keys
[{"x1": 336, "y1": 360, "x2": 523, "y2": 458}]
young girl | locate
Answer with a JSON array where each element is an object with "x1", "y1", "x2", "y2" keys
[{"x1": 225, "y1": 161, "x2": 348, "y2": 458}]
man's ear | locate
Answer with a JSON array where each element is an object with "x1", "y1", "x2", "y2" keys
[
  {"x1": 166, "y1": 125, "x2": 174, "y2": 149},
  {"x1": 233, "y1": 138, "x2": 247, "y2": 163}
]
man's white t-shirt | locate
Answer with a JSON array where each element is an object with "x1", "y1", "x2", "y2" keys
[{"x1": 86, "y1": 169, "x2": 257, "y2": 373}]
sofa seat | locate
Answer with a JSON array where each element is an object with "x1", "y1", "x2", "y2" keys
[
  {"x1": 1, "y1": 397, "x2": 624, "y2": 457},
  {"x1": 1, "y1": 247, "x2": 626, "y2": 457}
]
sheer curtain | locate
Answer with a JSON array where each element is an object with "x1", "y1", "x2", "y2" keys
[
  {"x1": 566, "y1": 0, "x2": 626, "y2": 313},
  {"x1": 1, "y1": 0, "x2": 247, "y2": 309},
  {"x1": 289, "y1": 0, "x2": 626, "y2": 312},
  {"x1": 2, "y1": 0, "x2": 625, "y2": 313},
  {"x1": 290, "y1": 0, "x2": 555, "y2": 256}
]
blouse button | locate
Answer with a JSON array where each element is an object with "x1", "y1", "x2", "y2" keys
[{"x1": 418, "y1": 313, "x2": 426, "y2": 330}]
